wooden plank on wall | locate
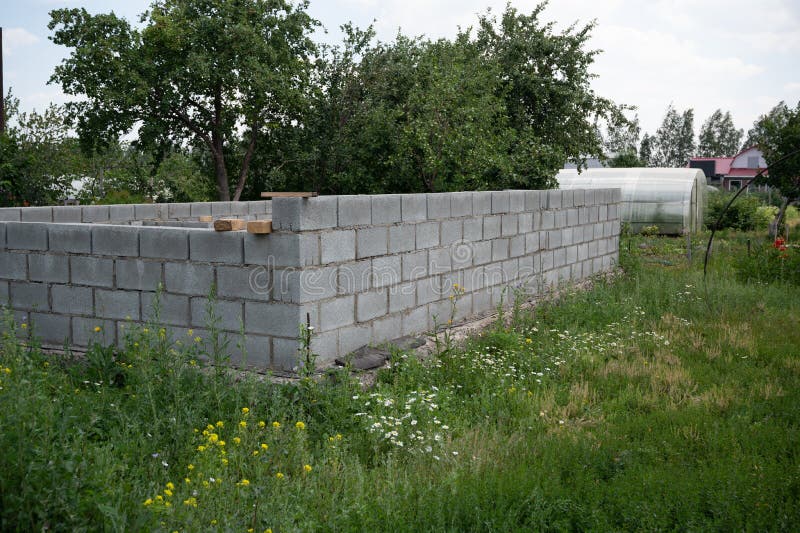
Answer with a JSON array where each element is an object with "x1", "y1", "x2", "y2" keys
[
  {"x1": 260, "y1": 192, "x2": 318, "y2": 198},
  {"x1": 213, "y1": 218, "x2": 247, "y2": 231},
  {"x1": 247, "y1": 220, "x2": 273, "y2": 234}
]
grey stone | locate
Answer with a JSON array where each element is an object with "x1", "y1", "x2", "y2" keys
[
  {"x1": 189, "y1": 230, "x2": 243, "y2": 263},
  {"x1": 116, "y1": 259, "x2": 162, "y2": 291},
  {"x1": 20, "y1": 207, "x2": 53, "y2": 222},
  {"x1": 273, "y1": 266, "x2": 337, "y2": 303},
  {"x1": 491, "y1": 191, "x2": 510, "y2": 214},
  {"x1": 335, "y1": 347, "x2": 389, "y2": 370},
  {"x1": 29, "y1": 313, "x2": 71, "y2": 345},
  {"x1": 29, "y1": 254, "x2": 69, "y2": 283},
  {"x1": 401, "y1": 250, "x2": 428, "y2": 281},
  {"x1": 501, "y1": 214, "x2": 518, "y2": 236},
  {"x1": 472, "y1": 192, "x2": 492, "y2": 215},
  {"x1": 338, "y1": 196, "x2": 372, "y2": 226},
  {"x1": 71, "y1": 256, "x2": 114, "y2": 287},
  {"x1": 320, "y1": 295, "x2": 355, "y2": 331},
  {"x1": 109, "y1": 204, "x2": 135, "y2": 222},
  {"x1": 0, "y1": 208, "x2": 21, "y2": 222},
  {"x1": 426, "y1": 194, "x2": 451, "y2": 219},
  {"x1": 415, "y1": 222, "x2": 439, "y2": 249},
  {"x1": 463, "y1": 218, "x2": 482, "y2": 242},
  {"x1": 273, "y1": 196, "x2": 337, "y2": 231},
  {"x1": 217, "y1": 265, "x2": 271, "y2": 301},
  {"x1": 321, "y1": 230, "x2": 356, "y2": 264},
  {"x1": 388, "y1": 224, "x2": 415, "y2": 254},
  {"x1": 338, "y1": 259, "x2": 372, "y2": 294},
  {"x1": 96, "y1": 289, "x2": 140, "y2": 320},
  {"x1": 440, "y1": 220, "x2": 462, "y2": 246},
  {"x1": 356, "y1": 290, "x2": 387, "y2": 322},
  {"x1": 9, "y1": 282, "x2": 49, "y2": 311},
  {"x1": 49, "y1": 224, "x2": 92, "y2": 254},
  {"x1": 191, "y1": 297, "x2": 243, "y2": 331},
  {"x1": 450, "y1": 192, "x2": 473, "y2": 217},
  {"x1": 371, "y1": 195, "x2": 402, "y2": 225},
  {"x1": 93, "y1": 225, "x2": 139, "y2": 256},
  {"x1": 338, "y1": 323, "x2": 372, "y2": 355},
  {"x1": 356, "y1": 227, "x2": 388, "y2": 258},
  {"x1": 0, "y1": 251, "x2": 27, "y2": 280},
  {"x1": 52, "y1": 207, "x2": 82, "y2": 223},
  {"x1": 6, "y1": 222, "x2": 48, "y2": 250},
  {"x1": 401, "y1": 194, "x2": 427, "y2": 222},
  {"x1": 140, "y1": 227, "x2": 190, "y2": 260},
  {"x1": 82, "y1": 205, "x2": 110, "y2": 223},
  {"x1": 190, "y1": 202, "x2": 212, "y2": 217},
  {"x1": 372, "y1": 255, "x2": 401, "y2": 288},
  {"x1": 72, "y1": 317, "x2": 116, "y2": 347},
  {"x1": 52, "y1": 285, "x2": 93, "y2": 315},
  {"x1": 164, "y1": 262, "x2": 214, "y2": 296}
]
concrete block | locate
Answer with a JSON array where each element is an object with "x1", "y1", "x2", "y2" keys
[
  {"x1": 492, "y1": 239, "x2": 510, "y2": 261},
  {"x1": 338, "y1": 323, "x2": 372, "y2": 355},
  {"x1": 30, "y1": 313, "x2": 71, "y2": 345},
  {"x1": 547, "y1": 230, "x2": 562, "y2": 249},
  {"x1": 483, "y1": 263, "x2": 504, "y2": 287},
  {"x1": 540, "y1": 211, "x2": 555, "y2": 230},
  {"x1": 217, "y1": 265, "x2": 271, "y2": 301},
  {"x1": 566, "y1": 208, "x2": 579, "y2": 227},
  {"x1": 450, "y1": 192, "x2": 473, "y2": 217},
  {"x1": 525, "y1": 232, "x2": 540, "y2": 254},
  {"x1": 429, "y1": 247, "x2": 452, "y2": 275},
  {"x1": 483, "y1": 215, "x2": 501, "y2": 240},
  {"x1": 589, "y1": 206, "x2": 599, "y2": 223},
  {"x1": 472, "y1": 192, "x2": 492, "y2": 215},
  {"x1": 401, "y1": 251, "x2": 428, "y2": 281},
  {"x1": 389, "y1": 283, "x2": 416, "y2": 313},
  {"x1": 133, "y1": 204, "x2": 158, "y2": 220},
  {"x1": 321, "y1": 230, "x2": 356, "y2": 264},
  {"x1": 191, "y1": 297, "x2": 243, "y2": 331},
  {"x1": 6, "y1": 222, "x2": 48, "y2": 250},
  {"x1": 427, "y1": 194, "x2": 451, "y2": 219},
  {"x1": 48, "y1": 224, "x2": 92, "y2": 254},
  {"x1": 168, "y1": 203, "x2": 192, "y2": 219},
  {"x1": 273, "y1": 266, "x2": 337, "y2": 303},
  {"x1": 453, "y1": 293, "x2": 473, "y2": 321},
  {"x1": 546, "y1": 190, "x2": 562, "y2": 209},
  {"x1": 451, "y1": 241, "x2": 473, "y2": 270},
  {"x1": 0, "y1": 281, "x2": 8, "y2": 304},
  {"x1": 20, "y1": 207, "x2": 53, "y2": 222},
  {"x1": 588, "y1": 240, "x2": 599, "y2": 258},
  {"x1": 566, "y1": 245, "x2": 579, "y2": 265},
  {"x1": 96, "y1": 289, "x2": 140, "y2": 320},
  {"x1": 211, "y1": 202, "x2": 232, "y2": 217},
  {"x1": 372, "y1": 255, "x2": 401, "y2": 288},
  {"x1": 51, "y1": 285, "x2": 93, "y2": 315},
  {"x1": 415, "y1": 222, "x2": 439, "y2": 249},
  {"x1": 108, "y1": 204, "x2": 134, "y2": 222},
  {"x1": 463, "y1": 218, "x2": 482, "y2": 242},
  {"x1": 371, "y1": 195, "x2": 402, "y2": 225},
  {"x1": 416, "y1": 276, "x2": 441, "y2": 305},
  {"x1": 508, "y1": 191, "x2": 525, "y2": 213},
  {"x1": 116, "y1": 259, "x2": 162, "y2": 291},
  {"x1": 388, "y1": 224, "x2": 415, "y2": 254},
  {"x1": 245, "y1": 301, "x2": 312, "y2": 337},
  {"x1": 93, "y1": 225, "x2": 139, "y2": 256},
  {"x1": 9, "y1": 282, "x2": 49, "y2": 311},
  {"x1": 472, "y1": 289, "x2": 492, "y2": 314},
  {"x1": 73, "y1": 317, "x2": 115, "y2": 347},
  {"x1": 271, "y1": 337, "x2": 301, "y2": 372},
  {"x1": 51, "y1": 207, "x2": 81, "y2": 224},
  {"x1": 245, "y1": 233, "x2": 318, "y2": 268},
  {"x1": 227, "y1": 334, "x2": 271, "y2": 369},
  {"x1": 164, "y1": 262, "x2": 214, "y2": 296},
  {"x1": 525, "y1": 190, "x2": 541, "y2": 212},
  {"x1": 82, "y1": 205, "x2": 110, "y2": 223},
  {"x1": 71, "y1": 256, "x2": 114, "y2": 287},
  {"x1": 510, "y1": 235, "x2": 526, "y2": 257},
  {"x1": 337, "y1": 195, "x2": 372, "y2": 226},
  {"x1": 518, "y1": 213, "x2": 533, "y2": 234},
  {"x1": 554, "y1": 247, "x2": 567, "y2": 268},
  {"x1": 190, "y1": 202, "x2": 212, "y2": 217},
  {"x1": 441, "y1": 220, "x2": 462, "y2": 246},
  {"x1": 491, "y1": 191, "x2": 510, "y2": 214},
  {"x1": 308, "y1": 330, "x2": 338, "y2": 365},
  {"x1": 372, "y1": 313, "x2": 402, "y2": 345},
  {"x1": 501, "y1": 214, "x2": 518, "y2": 236},
  {"x1": 320, "y1": 295, "x2": 355, "y2": 331},
  {"x1": 273, "y1": 196, "x2": 337, "y2": 231},
  {"x1": 472, "y1": 240, "x2": 492, "y2": 265},
  {"x1": 573, "y1": 189, "x2": 585, "y2": 207},
  {"x1": 338, "y1": 260, "x2": 372, "y2": 294},
  {"x1": 555, "y1": 211, "x2": 567, "y2": 228},
  {"x1": 356, "y1": 227, "x2": 388, "y2": 258},
  {"x1": 598, "y1": 203, "x2": 608, "y2": 222},
  {"x1": 229, "y1": 202, "x2": 249, "y2": 216},
  {"x1": 189, "y1": 230, "x2": 243, "y2": 263},
  {"x1": 401, "y1": 194, "x2": 427, "y2": 222},
  {"x1": 0, "y1": 208, "x2": 21, "y2": 221},
  {"x1": 584, "y1": 189, "x2": 595, "y2": 206},
  {"x1": 428, "y1": 300, "x2": 451, "y2": 327},
  {"x1": 140, "y1": 227, "x2": 190, "y2": 260},
  {"x1": 402, "y1": 305, "x2": 429, "y2": 336},
  {"x1": 29, "y1": 254, "x2": 69, "y2": 283},
  {"x1": 561, "y1": 189, "x2": 574, "y2": 208},
  {"x1": 0, "y1": 251, "x2": 27, "y2": 280},
  {"x1": 562, "y1": 227, "x2": 574, "y2": 246},
  {"x1": 541, "y1": 250, "x2": 555, "y2": 272}
]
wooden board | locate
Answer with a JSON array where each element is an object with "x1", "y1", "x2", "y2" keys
[
  {"x1": 247, "y1": 220, "x2": 273, "y2": 234},
  {"x1": 213, "y1": 218, "x2": 246, "y2": 232},
  {"x1": 260, "y1": 191, "x2": 318, "y2": 198},
  {"x1": 198, "y1": 215, "x2": 213, "y2": 222}
]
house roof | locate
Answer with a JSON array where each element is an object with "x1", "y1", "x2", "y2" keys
[
  {"x1": 688, "y1": 156, "x2": 732, "y2": 175},
  {"x1": 727, "y1": 167, "x2": 768, "y2": 177}
]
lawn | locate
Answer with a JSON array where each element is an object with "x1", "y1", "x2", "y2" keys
[{"x1": 1, "y1": 232, "x2": 798, "y2": 531}]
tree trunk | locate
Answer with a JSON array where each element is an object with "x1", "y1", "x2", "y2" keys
[
  {"x1": 770, "y1": 197, "x2": 788, "y2": 239},
  {"x1": 232, "y1": 126, "x2": 258, "y2": 202},
  {"x1": 212, "y1": 146, "x2": 230, "y2": 201}
]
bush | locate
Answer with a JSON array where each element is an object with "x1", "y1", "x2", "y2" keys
[
  {"x1": 705, "y1": 191, "x2": 764, "y2": 231},
  {"x1": 734, "y1": 237, "x2": 800, "y2": 285}
]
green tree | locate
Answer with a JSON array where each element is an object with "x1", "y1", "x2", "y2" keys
[
  {"x1": 639, "y1": 132, "x2": 654, "y2": 166},
  {"x1": 649, "y1": 104, "x2": 695, "y2": 167},
  {"x1": 49, "y1": 0, "x2": 317, "y2": 201},
  {"x1": 698, "y1": 109, "x2": 743, "y2": 157},
  {"x1": 605, "y1": 114, "x2": 645, "y2": 167},
  {"x1": 751, "y1": 101, "x2": 800, "y2": 201}
]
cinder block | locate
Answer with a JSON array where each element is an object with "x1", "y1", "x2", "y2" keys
[
  {"x1": 518, "y1": 213, "x2": 533, "y2": 233},
  {"x1": 401, "y1": 250, "x2": 428, "y2": 281},
  {"x1": 0, "y1": 281, "x2": 8, "y2": 304},
  {"x1": 584, "y1": 189, "x2": 595, "y2": 206},
  {"x1": 164, "y1": 262, "x2": 214, "y2": 296},
  {"x1": 308, "y1": 330, "x2": 338, "y2": 365},
  {"x1": 472, "y1": 241, "x2": 492, "y2": 265},
  {"x1": 478, "y1": 216, "x2": 499, "y2": 241},
  {"x1": 211, "y1": 202, "x2": 232, "y2": 217},
  {"x1": 440, "y1": 220, "x2": 462, "y2": 246},
  {"x1": 29, "y1": 254, "x2": 69, "y2": 283},
  {"x1": 271, "y1": 337, "x2": 301, "y2": 372},
  {"x1": 93, "y1": 225, "x2": 139, "y2": 256},
  {"x1": 472, "y1": 192, "x2": 492, "y2": 215},
  {"x1": 245, "y1": 301, "x2": 314, "y2": 337},
  {"x1": 356, "y1": 290, "x2": 387, "y2": 322},
  {"x1": 491, "y1": 191, "x2": 510, "y2": 214},
  {"x1": 319, "y1": 295, "x2": 355, "y2": 331},
  {"x1": 229, "y1": 202, "x2": 249, "y2": 216},
  {"x1": 82, "y1": 205, "x2": 110, "y2": 223},
  {"x1": 189, "y1": 230, "x2": 243, "y2": 263},
  {"x1": 508, "y1": 191, "x2": 525, "y2": 213},
  {"x1": 72, "y1": 317, "x2": 115, "y2": 347},
  {"x1": 540, "y1": 211, "x2": 555, "y2": 230},
  {"x1": 371, "y1": 195, "x2": 402, "y2": 225},
  {"x1": 273, "y1": 266, "x2": 337, "y2": 303},
  {"x1": 372, "y1": 255, "x2": 401, "y2": 288},
  {"x1": 338, "y1": 323, "x2": 371, "y2": 355},
  {"x1": 562, "y1": 227, "x2": 574, "y2": 246},
  {"x1": 547, "y1": 230, "x2": 562, "y2": 249},
  {"x1": 525, "y1": 190, "x2": 541, "y2": 212},
  {"x1": 587, "y1": 239, "x2": 599, "y2": 258},
  {"x1": 402, "y1": 305, "x2": 429, "y2": 336},
  {"x1": 561, "y1": 189, "x2": 574, "y2": 209},
  {"x1": 109, "y1": 204, "x2": 135, "y2": 222},
  {"x1": 546, "y1": 190, "x2": 562, "y2": 209},
  {"x1": 525, "y1": 232, "x2": 540, "y2": 254},
  {"x1": 463, "y1": 218, "x2": 482, "y2": 242},
  {"x1": 140, "y1": 227, "x2": 190, "y2": 260},
  {"x1": 48, "y1": 224, "x2": 92, "y2": 254},
  {"x1": 168, "y1": 203, "x2": 192, "y2": 219},
  {"x1": 492, "y1": 239, "x2": 510, "y2": 261},
  {"x1": 133, "y1": 204, "x2": 157, "y2": 220},
  {"x1": 415, "y1": 222, "x2": 439, "y2": 249},
  {"x1": 140, "y1": 292, "x2": 190, "y2": 327},
  {"x1": 483, "y1": 263, "x2": 504, "y2": 287},
  {"x1": 372, "y1": 313, "x2": 402, "y2": 345},
  {"x1": 190, "y1": 297, "x2": 243, "y2": 331},
  {"x1": 554, "y1": 246, "x2": 568, "y2": 268},
  {"x1": 573, "y1": 189, "x2": 585, "y2": 207},
  {"x1": 20, "y1": 207, "x2": 53, "y2": 222},
  {"x1": 6, "y1": 222, "x2": 48, "y2": 250},
  {"x1": 71, "y1": 256, "x2": 114, "y2": 287},
  {"x1": 555, "y1": 211, "x2": 567, "y2": 229},
  {"x1": 29, "y1": 313, "x2": 71, "y2": 345},
  {"x1": 501, "y1": 214, "x2": 518, "y2": 236},
  {"x1": 451, "y1": 241, "x2": 473, "y2": 269},
  {"x1": 388, "y1": 224, "x2": 415, "y2": 254},
  {"x1": 0, "y1": 208, "x2": 21, "y2": 221},
  {"x1": 9, "y1": 282, "x2": 49, "y2": 311},
  {"x1": 52, "y1": 207, "x2": 81, "y2": 223},
  {"x1": 217, "y1": 265, "x2": 271, "y2": 301},
  {"x1": 356, "y1": 227, "x2": 388, "y2": 259},
  {"x1": 321, "y1": 230, "x2": 356, "y2": 264},
  {"x1": 51, "y1": 285, "x2": 93, "y2": 315},
  {"x1": 338, "y1": 259, "x2": 372, "y2": 294},
  {"x1": 472, "y1": 289, "x2": 492, "y2": 314},
  {"x1": 426, "y1": 194, "x2": 451, "y2": 219},
  {"x1": 273, "y1": 196, "x2": 337, "y2": 231},
  {"x1": 245, "y1": 233, "x2": 318, "y2": 268},
  {"x1": 401, "y1": 194, "x2": 427, "y2": 222},
  {"x1": 225, "y1": 334, "x2": 271, "y2": 369},
  {"x1": 0, "y1": 251, "x2": 27, "y2": 280},
  {"x1": 190, "y1": 202, "x2": 212, "y2": 217},
  {"x1": 389, "y1": 283, "x2": 416, "y2": 313},
  {"x1": 510, "y1": 235, "x2": 526, "y2": 257},
  {"x1": 116, "y1": 259, "x2": 162, "y2": 291},
  {"x1": 450, "y1": 192, "x2": 473, "y2": 217},
  {"x1": 96, "y1": 289, "x2": 140, "y2": 320},
  {"x1": 338, "y1": 196, "x2": 372, "y2": 226},
  {"x1": 429, "y1": 247, "x2": 452, "y2": 275},
  {"x1": 416, "y1": 276, "x2": 441, "y2": 306}
]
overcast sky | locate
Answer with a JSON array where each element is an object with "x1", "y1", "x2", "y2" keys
[{"x1": 4, "y1": 0, "x2": 800, "y2": 138}]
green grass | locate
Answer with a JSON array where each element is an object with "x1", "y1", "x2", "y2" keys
[{"x1": 1, "y1": 233, "x2": 799, "y2": 531}]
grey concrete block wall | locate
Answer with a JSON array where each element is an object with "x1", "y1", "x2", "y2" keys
[{"x1": 0, "y1": 191, "x2": 620, "y2": 372}]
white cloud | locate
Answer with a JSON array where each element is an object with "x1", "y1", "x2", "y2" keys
[{"x1": 3, "y1": 28, "x2": 40, "y2": 55}]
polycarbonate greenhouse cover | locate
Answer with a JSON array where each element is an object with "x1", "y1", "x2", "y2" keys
[{"x1": 556, "y1": 168, "x2": 706, "y2": 234}]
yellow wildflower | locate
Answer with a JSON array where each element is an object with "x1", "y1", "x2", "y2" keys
[
  {"x1": 233, "y1": 437, "x2": 241, "y2": 445},
  {"x1": 203, "y1": 480, "x2": 210, "y2": 488},
  {"x1": 525, "y1": 338, "x2": 532, "y2": 344},
  {"x1": 216, "y1": 421, "x2": 224, "y2": 428},
  {"x1": 197, "y1": 445, "x2": 206, "y2": 452},
  {"x1": 187, "y1": 329, "x2": 194, "y2": 336},
  {"x1": 258, "y1": 420, "x2": 266, "y2": 428},
  {"x1": 164, "y1": 489, "x2": 173, "y2": 497},
  {"x1": 211, "y1": 520, "x2": 217, "y2": 525},
  {"x1": 241, "y1": 407, "x2": 250, "y2": 414},
  {"x1": 143, "y1": 328, "x2": 149, "y2": 334},
  {"x1": 303, "y1": 464, "x2": 312, "y2": 473},
  {"x1": 238, "y1": 479, "x2": 250, "y2": 487},
  {"x1": 221, "y1": 458, "x2": 228, "y2": 465},
  {"x1": 209, "y1": 433, "x2": 219, "y2": 443},
  {"x1": 194, "y1": 336, "x2": 202, "y2": 343},
  {"x1": 252, "y1": 450, "x2": 259, "y2": 456},
  {"x1": 218, "y1": 440, "x2": 225, "y2": 447},
  {"x1": 183, "y1": 497, "x2": 198, "y2": 507},
  {"x1": 143, "y1": 498, "x2": 153, "y2": 506},
  {"x1": 272, "y1": 421, "x2": 280, "y2": 429},
  {"x1": 94, "y1": 326, "x2": 101, "y2": 333},
  {"x1": 260, "y1": 443, "x2": 268, "y2": 450},
  {"x1": 166, "y1": 482, "x2": 175, "y2": 491},
  {"x1": 275, "y1": 472, "x2": 284, "y2": 480},
  {"x1": 239, "y1": 420, "x2": 247, "y2": 429},
  {"x1": 155, "y1": 495, "x2": 163, "y2": 502},
  {"x1": 188, "y1": 463, "x2": 194, "y2": 470},
  {"x1": 295, "y1": 421, "x2": 305, "y2": 430},
  {"x1": 185, "y1": 478, "x2": 191, "y2": 484},
  {"x1": 20, "y1": 323, "x2": 27, "y2": 329}
]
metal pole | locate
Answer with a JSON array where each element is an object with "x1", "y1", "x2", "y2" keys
[{"x1": 1, "y1": 27, "x2": 5, "y2": 135}]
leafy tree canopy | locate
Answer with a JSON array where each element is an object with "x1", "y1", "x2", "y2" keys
[
  {"x1": 648, "y1": 104, "x2": 695, "y2": 167},
  {"x1": 749, "y1": 100, "x2": 800, "y2": 201},
  {"x1": 698, "y1": 109, "x2": 743, "y2": 157}
]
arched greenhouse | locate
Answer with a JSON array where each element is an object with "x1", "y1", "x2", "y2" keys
[{"x1": 556, "y1": 168, "x2": 706, "y2": 234}]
